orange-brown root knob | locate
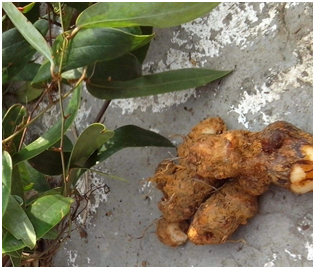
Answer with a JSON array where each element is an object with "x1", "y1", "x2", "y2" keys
[
  {"x1": 156, "y1": 218, "x2": 189, "y2": 247},
  {"x1": 188, "y1": 181, "x2": 258, "y2": 245}
]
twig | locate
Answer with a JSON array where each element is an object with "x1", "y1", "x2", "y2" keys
[{"x1": 94, "y1": 100, "x2": 111, "y2": 123}]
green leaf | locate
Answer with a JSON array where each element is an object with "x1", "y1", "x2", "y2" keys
[
  {"x1": 86, "y1": 68, "x2": 232, "y2": 100},
  {"x1": 24, "y1": 162, "x2": 51, "y2": 193},
  {"x1": 3, "y1": 53, "x2": 39, "y2": 84},
  {"x1": 16, "y1": 82, "x2": 44, "y2": 104},
  {"x1": 2, "y1": 151, "x2": 12, "y2": 216},
  {"x1": 31, "y1": 60, "x2": 51, "y2": 84},
  {"x1": 12, "y1": 84, "x2": 82, "y2": 165},
  {"x1": 86, "y1": 53, "x2": 142, "y2": 83},
  {"x1": 76, "y1": 2, "x2": 220, "y2": 29},
  {"x1": 53, "y1": 27, "x2": 154, "y2": 74},
  {"x1": 6, "y1": 250, "x2": 22, "y2": 259},
  {"x1": 132, "y1": 26, "x2": 153, "y2": 64},
  {"x1": 61, "y1": 67, "x2": 85, "y2": 80},
  {"x1": 13, "y1": 161, "x2": 33, "y2": 196},
  {"x1": 2, "y1": 104, "x2": 27, "y2": 139},
  {"x1": 11, "y1": 165, "x2": 25, "y2": 203},
  {"x1": 69, "y1": 123, "x2": 114, "y2": 169},
  {"x1": 11, "y1": 62, "x2": 41, "y2": 82},
  {"x1": 9, "y1": 248, "x2": 22, "y2": 266},
  {"x1": 2, "y1": 19, "x2": 49, "y2": 68},
  {"x1": 2, "y1": 195, "x2": 36, "y2": 249},
  {"x1": 28, "y1": 135, "x2": 73, "y2": 176},
  {"x1": 40, "y1": 228, "x2": 59, "y2": 239},
  {"x1": 26, "y1": 194, "x2": 73, "y2": 239},
  {"x1": 2, "y1": 229, "x2": 26, "y2": 253},
  {"x1": 2, "y1": 104, "x2": 28, "y2": 155},
  {"x1": 97, "y1": 125, "x2": 174, "y2": 163},
  {"x1": 66, "y1": 124, "x2": 114, "y2": 188},
  {"x1": 21, "y1": 2, "x2": 36, "y2": 14},
  {"x1": 2, "y1": 3, "x2": 53, "y2": 66},
  {"x1": 25, "y1": 188, "x2": 63, "y2": 206}
]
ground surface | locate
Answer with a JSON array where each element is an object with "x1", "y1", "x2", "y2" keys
[{"x1": 53, "y1": 3, "x2": 313, "y2": 266}]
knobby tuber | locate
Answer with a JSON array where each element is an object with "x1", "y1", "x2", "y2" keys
[{"x1": 148, "y1": 117, "x2": 313, "y2": 246}]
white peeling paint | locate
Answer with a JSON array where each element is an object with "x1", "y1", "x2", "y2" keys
[
  {"x1": 264, "y1": 253, "x2": 277, "y2": 267},
  {"x1": 305, "y1": 241, "x2": 313, "y2": 261},
  {"x1": 231, "y1": 30, "x2": 313, "y2": 128},
  {"x1": 67, "y1": 249, "x2": 78, "y2": 267},
  {"x1": 75, "y1": 170, "x2": 109, "y2": 225},
  {"x1": 179, "y1": 3, "x2": 278, "y2": 56},
  {"x1": 284, "y1": 249, "x2": 302, "y2": 261},
  {"x1": 296, "y1": 210, "x2": 313, "y2": 261},
  {"x1": 149, "y1": 127, "x2": 160, "y2": 134},
  {"x1": 74, "y1": 103, "x2": 92, "y2": 131},
  {"x1": 110, "y1": 3, "x2": 280, "y2": 115}
]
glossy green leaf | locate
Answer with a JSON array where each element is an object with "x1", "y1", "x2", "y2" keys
[
  {"x1": 3, "y1": 51, "x2": 37, "y2": 85},
  {"x1": 28, "y1": 136, "x2": 73, "y2": 176},
  {"x1": 2, "y1": 19, "x2": 49, "y2": 68},
  {"x1": 26, "y1": 194, "x2": 73, "y2": 239},
  {"x1": 97, "y1": 125, "x2": 174, "y2": 163},
  {"x1": 69, "y1": 123, "x2": 114, "y2": 169},
  {"x1": 66, "y1": 124, "x2": 113, "y2": 188},
  {"x1": 2, "y1": 151, "x2": 12, "y2": 217},
  {"x1": 2, "y1": 3, "x2": 53, "y2": 66},
  {"x1": 21, "y1": 2, "x2": 36, "y2": 14},
  {"x1": 10, "y1": 166, "x2": 25, "y2": 205},
  {"x1": 87, "y1": 68, "x2": 232, "y2": 100},
  {"x1": 2, "y1": 104, "x2": 28, "y2": 155},
  {"x1": 25, "y1": 188, "x2": 63, "y2": 207},
  {"x1": 13, "y1": 161, "x2": 32, "y2": 199},
  {"x1": 10, "y1": 255, "x2": 22, "y2": 267},
  {"x1": 20, "y1": 2, "x2": 41, "y2": 24},
  {"x1": 12, "y1": 84, "x2": 81, "y2": 165},
  {"x1": 24, "y1": 162, "x2": 51, "y2": 193},
  {"x1": 132, "y1": 26, "x2": 153, "y2": 64},
  {"x1": 53, "y1": 27, "x2": 154, "y2": 74},
  {"x1": 40, "y1": 228, "x2": 59, "y2": 239},
  {"x1": 5, "y1": 249, "x2": 22, "y2": 265},
  {"x1": 2, "y1": 104, "x2": 27, "y2": 139},
  {"x1": 11, "y1": 62, "x2": 41, "y2": 82},
  {"x1": 61, "y1": 67, "x2": 85, "y2": 80},
  {"x1": 2, "y1": 229, "x2": 26, "y2": 253},
  {"x1": 16, "y1": 82, "x2": 43, "y2": 104},
  {"x1": 86, "y1": 53, "x2": 142, "y2": 83},
  {"x1": 31, "y1": 60, "x2": 51, "y2": 84},
  {"x1": 2, "y1": 195, "x2": 36, "y2": 249},
  {"x1": 76, "y1": 2, "x2": 220, "y2": 29}
]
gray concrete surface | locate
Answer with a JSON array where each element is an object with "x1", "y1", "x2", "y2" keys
[{"x1": 53, "y1": 2, "x2": 313, "y2": 266}]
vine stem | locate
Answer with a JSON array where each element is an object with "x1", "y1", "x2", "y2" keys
[
  {"x1": 57, "y1": 2, "x2": 68, "y2": 195},
  {"x1": 18, "y1": 88, "x2": 50, "y2": 151},
  {"x1": 94, "y1": 100, "x2": 111, "y2": 123}
]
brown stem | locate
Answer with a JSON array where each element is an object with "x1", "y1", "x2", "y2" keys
[{"x1": 94, "y1": 100, "x2": 111, "y2": 123}]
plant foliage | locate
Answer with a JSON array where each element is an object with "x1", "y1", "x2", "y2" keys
[{"x1": 2, "y1": 2, "x2": 230, "y2": 266}]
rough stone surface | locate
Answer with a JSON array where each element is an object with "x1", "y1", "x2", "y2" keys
[{"x1": 53, "y1": 3, "x2": 313, "y2": 266}]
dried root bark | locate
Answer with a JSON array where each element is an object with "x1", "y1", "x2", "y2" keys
[{"x1": 148, "y1": 117, "x2": 313, "y2": 246}]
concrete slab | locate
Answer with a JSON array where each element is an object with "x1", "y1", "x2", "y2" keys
[{"x1": 53, "y1": 3, "x2": 313, "y2": 266}]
